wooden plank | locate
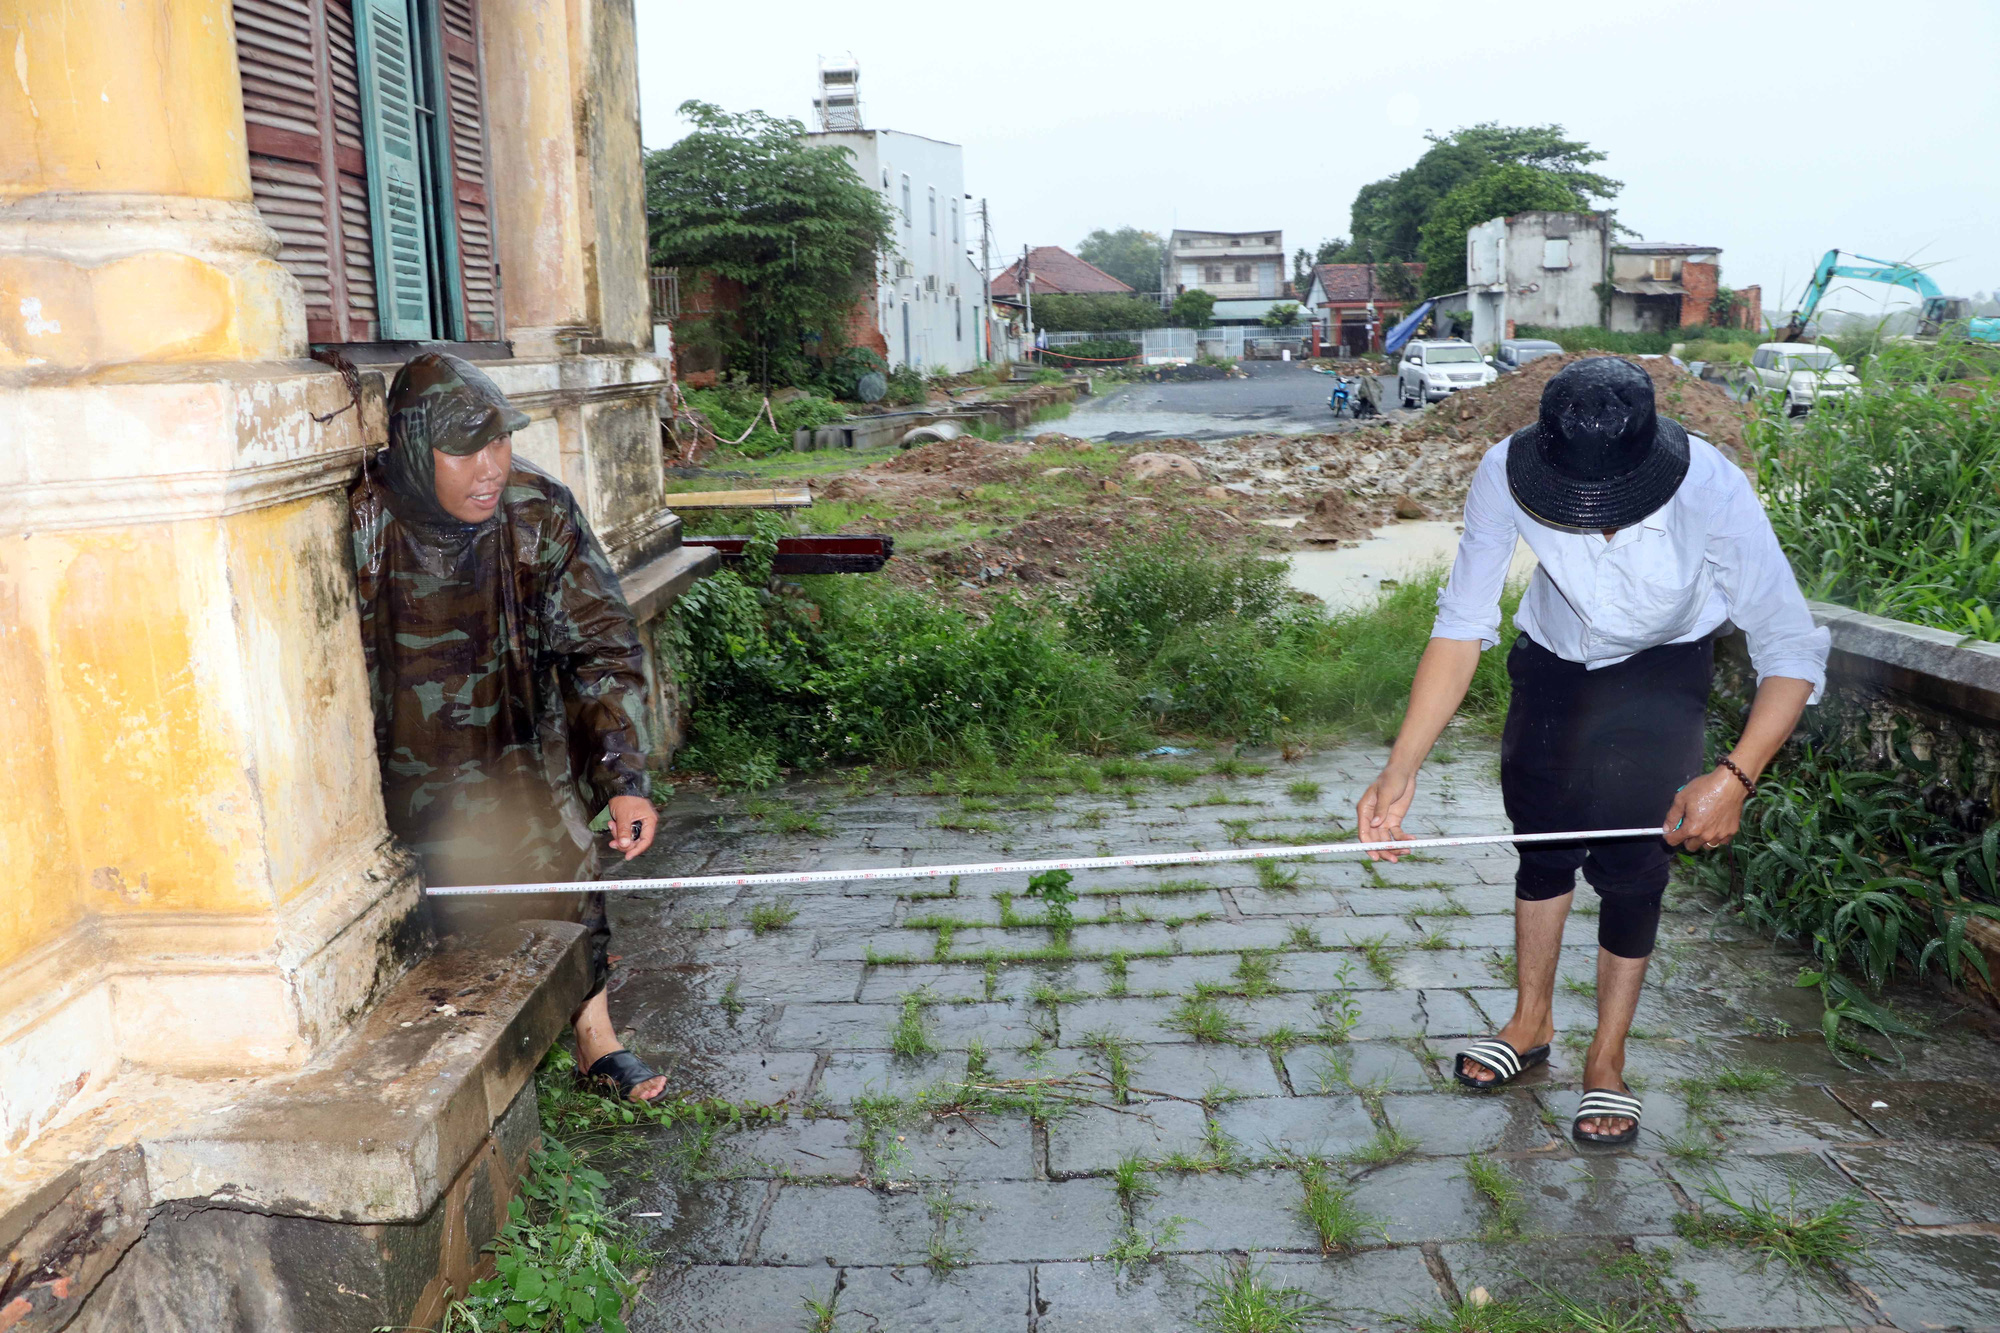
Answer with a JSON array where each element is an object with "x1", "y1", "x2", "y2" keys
[
  {"x1": 666, "y1": 487, "x2": 813, "y2": 511},
  {"x1": 682, "y1": 534, "x2": 892, "y2": 576}
]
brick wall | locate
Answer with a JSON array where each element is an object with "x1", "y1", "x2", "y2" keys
[
  {"x1": 1733, "y1": 285, "x2": 1763, "y2": 332},
  {"x1": 1680, "y1": 261, "x2": 1719, "y2": 327},
  {"x1": 843, "y1": 287, "x2": 889, "y2": 359}
]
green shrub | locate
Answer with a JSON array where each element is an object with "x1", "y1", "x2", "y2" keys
[
  {"x1": 1041, "y1": 339, "x2": 1140, "y2": 366},
  {"x1": 1756, "y1": 352, "x2": 2000, "y2": 640},
  {"x1": 885, "y1": 365, "x2": 928, "y2": 405},
  {"x1": 684, "y1": 380, "x2": 849, "y2": 457},
  {"x1": 1031, "y1": 293, "x2": 1166, "y2": 333}
]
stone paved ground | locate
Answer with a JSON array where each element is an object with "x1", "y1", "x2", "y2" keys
[{"x1": 600, "y1": 741, "x2": 2000, "y2": 1332}]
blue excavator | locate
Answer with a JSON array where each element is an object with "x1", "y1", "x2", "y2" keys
[{"x1": 1779, "y1": 249, "x2": 2000, "y2": 344}]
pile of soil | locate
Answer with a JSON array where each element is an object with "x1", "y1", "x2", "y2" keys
[
  {"x1": 899, "y1": 508, "x2": 1264, "y2": 602},
  {"x1": 1398, "y1": 353, "x2": 1754, "y2": 459}
]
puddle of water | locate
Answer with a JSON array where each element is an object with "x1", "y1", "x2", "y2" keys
[
  {"x1": 1052, "y1": 410, "x2": 1330, "y2": 441},
  {"x1": 1287, "y1": 521, "x2": 1537, "y2": 613}
]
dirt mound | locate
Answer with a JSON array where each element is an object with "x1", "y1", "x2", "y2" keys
[
  {"x1": 1399, "y1": 353, "x2": 1753, "y2": 459},
  {"x1": 878, "y1": 438, "x2": 1029, "y2": 475}
]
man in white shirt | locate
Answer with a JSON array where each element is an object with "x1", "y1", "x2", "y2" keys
[{"x1": 1356, "y1": 357, "x2": 1828, "y2": 1145}]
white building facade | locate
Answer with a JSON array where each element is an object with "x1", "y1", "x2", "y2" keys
[
  {"x1": 1465, "y1": 211, "x2": 1612, "y2": 350},
  {"x1": 809, "y1": 128, "x2": 989, "y2": 373}
]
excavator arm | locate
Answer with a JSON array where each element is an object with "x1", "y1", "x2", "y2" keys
[{"x1": 1780, "y1": 250, "x2": 1943, "y2": 342}]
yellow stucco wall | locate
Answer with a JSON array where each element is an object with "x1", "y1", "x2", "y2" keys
[
  {"x1": 0, "y1": 495, "x2": 383, "y2": 972},
  {"x1": 0, "y1": 0, "x2": 253, "y2": 200}
]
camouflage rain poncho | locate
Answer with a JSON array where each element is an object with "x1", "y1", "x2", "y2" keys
[{"x1": 349, "y1": 354, "x2": 652, "y2": 909}]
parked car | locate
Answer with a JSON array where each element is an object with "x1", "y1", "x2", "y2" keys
[
  {"x1": 1398, "y1": 339, "x2": 1496, "y2": 406},
  {"x1": 1747, "y1": 342, "x2": 1859, "y2": 416},
  {"x1": 1495, "y1": 338, "x2": 1563, "y2": 373}
]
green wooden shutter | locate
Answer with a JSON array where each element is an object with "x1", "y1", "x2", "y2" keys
[{"x1": 354, "y1": 0, "x2": 432, "y2": 339}]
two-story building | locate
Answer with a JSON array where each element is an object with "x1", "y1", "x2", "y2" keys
[
  {"x1": 809, "y1": 93, "x2": 988, "y2": 373},
  {"x1": 1168, "y1": 228, "x2": 1294, "y2": 322}
]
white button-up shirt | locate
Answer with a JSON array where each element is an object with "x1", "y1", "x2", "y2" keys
[{"x1": 1432, "y1": 434, "x2": 1830, "y2": 702}]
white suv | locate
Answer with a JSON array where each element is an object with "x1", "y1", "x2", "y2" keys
[
  {"x1": 1399, "y1": 339, "x2": 1496, "y2": 406},
  {"x1": 1748, "y1": 342, "x2": 1859, "y2": 416}
]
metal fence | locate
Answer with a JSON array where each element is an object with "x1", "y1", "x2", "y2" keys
[{"x1": 1038, "y1": 328, "x2": 1249, "y2": 363}]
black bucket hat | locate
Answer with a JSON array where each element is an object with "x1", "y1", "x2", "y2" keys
[{"x1": 1505, "y1": 357, "x2": 1690, "y2": 530}]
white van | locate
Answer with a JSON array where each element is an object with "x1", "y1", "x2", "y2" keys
[
  {"x1": 1398, "y1": 339, "x2": 1496, "y2": 406},
  {"x1": 1748, "y1": 343, "x2": 1859, "y2": 416}
]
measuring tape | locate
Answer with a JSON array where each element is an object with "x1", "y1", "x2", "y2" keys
[{"x1": 423, "y1": 826, "x2": 1665, "y2": 897}]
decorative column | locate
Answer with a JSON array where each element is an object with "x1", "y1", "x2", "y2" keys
[{"x1": 0, "y1": 0, "x2": 421, "y2": 1155}]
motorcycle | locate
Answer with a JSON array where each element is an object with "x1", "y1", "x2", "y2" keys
[{"x1": 1328, "y1": 376, "x2": 1353, "y2": 418}]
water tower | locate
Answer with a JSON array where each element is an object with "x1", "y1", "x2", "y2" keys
[{"x1": 814, "y1": 59, "x2": 863, "y2": 131}]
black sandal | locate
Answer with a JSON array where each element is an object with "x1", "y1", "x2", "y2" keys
[
  {"x1": 582, "y1": 1049, "x2": 664, "y2": 1102},
  {"x1": 1572, "y1": 1088, "x2": 1643, "y2": 1145},
  {"x1": 1453, "y1": 1037, "x2": 1550, "y2": 1089}
]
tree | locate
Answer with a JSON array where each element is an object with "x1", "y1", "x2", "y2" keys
[
  {"x1": 1375, "y1": 260, "x2": 1420, "y2": 302},
  {"x1": 1076, "y1": 227, "x2": 1166, "y2": 293},
  {"x1": 1170, "y1": 289, "x2": 1216, "y2": 329},
  {"x1": 1260, "y1": 302, "x2": 1302, "y2": 328},
  {"x1": 1416, "y1": 163, "x2": 1587, "y2": 295},
  {"x1": 645, "y1": 101, "x2": 897, "y2": 384},
  {"x1": 1345, "y1": 124, "x2": 1620, "y2": 263}
]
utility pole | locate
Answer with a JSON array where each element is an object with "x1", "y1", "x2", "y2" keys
[
  {"x1": 977, "y1": 197, "x2": 992, "y2": 364},
  {"x1": 1021, "y1": 244, "x2": 1033, "y2": 360}
]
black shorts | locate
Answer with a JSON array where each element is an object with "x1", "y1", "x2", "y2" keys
[{"x1": 1500, "y1": 634, "x2": 1711, "y2": 952}]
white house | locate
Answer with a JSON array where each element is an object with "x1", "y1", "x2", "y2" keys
[
  {"x1": 809, "y1": 126, "x2": 989, "y2": 373},
  {"x1": 1466, "y1": 211, "x2": 1612, "y2": 350}
]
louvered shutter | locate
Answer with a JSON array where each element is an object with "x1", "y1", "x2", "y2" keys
[
  {"x1": 353, "y1": 0, "x2": 433, "y2": 339},
  {"x1": 235, "y1": 0, "x2": 344, "y2": 340},
  {"x1": 438, "y1": 0, "x2": 499, "y2": 338}
]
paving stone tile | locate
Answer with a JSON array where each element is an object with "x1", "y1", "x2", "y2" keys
[
  {"x1": 1226, "y1": 887, "x2": 1356, "y2": 916},
  {"x1": 1683, "y1": 1085, "x2": 1882, "y2": 1153},
  {"x1": 1046, "y1": 1099, "x2": 1209, "y2": 1175},
  {"x1": 1213, "y1": 1094, "x2": 1378, "y2": 1161},
  {"x1": 856, "y1": 960, "x2": 1109, "y2": 1003},
  {"x1": 1435, "y1": 1238, "x2": 1650, "y2": 1313},
  {"x1": 878, "y1": 1114, "x2": 1037, "y2": 1182},
  {"x1": 814, "y1": 1051, "x2": 969, "y2": 1108},
  {"x1": 952, "y1": 1179, "x2": 1127, "y2": 1262},
  {"x1": 1120, "y1": 953, "x2": 1261, "y2": 997},
  {"x1": 1031, "y1": 1258, "x2": 1213, "y2": 1332},
  {"x1": 1346, "y1": 1160, "x2": 1487, "y2": 1243},
  {"x1": 1267, "y1": 950, "x2": 1400, "y2": 991},
  {"x1": 753, "y1": 1184, "x2": 934, "y2": 1265},
  {"x1": 1172, "y1": 920, "x2": 1333, "y2": 953},
  {"x1": 1115, "y1": 1043, "x2": 1289, "y2": 1100},
  {"x1": 1635, "y1": 1238, "x2": 1876, "y2": 1331},
  {"x1": 833, "y1": 1263, "x2": 1034, "y2": 1330},
  {"x1": 1669, "y1": 1150, "x2": 1888, "y2": 1221},
  {"x1": 1251, "y1": 1250, "x2": 1446, "y2": 1330},
  {"x1": 1272, "y1": 916, "x2": 1423, "y2": 948},
  {"x1": 1830, "y1": 1140, "x2": 2000, "y2": 1226},
  {"x1": 1856, "y1": 1233, "x2": 2000, "y2": 1333},
  {"x1": 631, "y1": 1263, "x2": 843, "y2": 1333},
  {"x1": 1059, "y1": 996, "x2": 1201, "y2": 1044},
  {"x1": 1140, "y1": 1168, "x2": 1321, "y2": 1252},
  {"x1": 770, "y1": 1001, "x2": 1040, "y2": 1051},
  {"x1": 1342, "y1": 990, "x2": 1430, "y2": 1040},
  {"x1": 708, "y1": 1117, "x2": 865, "y2": 1179},
  {"x1": 1283, "y1": 1043, "x2": 1436, "y2": 1094},
  {"x1": 1832, "y1": 1079, "x2": 2000, "y2": 1141},
  {"x1": 613, "y1": 1177, "x2": 764, "y2": 1264},
  {"x1": 695, "y1": 960, "x2": 866, "y2": 1004},
  {"x1": 659, "y1": 1051, "x2": 819, "y2": 1103},
  {"x1": 1419, "y1": 988, "x2": 1491, "y2": 1036},
  {"x1": 1508, "y1": 1155, "x2": 1688, "y2": 1237},
  {"x1": 768, "y1": 896, "x2": 899, "y2": 930},
  {"x1": 1334, "y1": 887, "x2": 1462, "y2": 916},
  {"x1": 1381, "y1": 1091, "x2": 1561, "y2": 1155}
]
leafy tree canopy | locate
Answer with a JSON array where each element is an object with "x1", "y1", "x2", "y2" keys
[
  {"x1": 1170, "y1": 288, "x2": 1216, "y2": 329},
  {"x1": 645, "y1": 101, "x2": 897, "y2": 381},
  {"x1": 1416, "y1": 163, "x2": 1588, "y2": 295},
  {"x1": 1346, "y1": 123, "x2": 1619, "y2": 265},
  {"x1": 1077, "y1": 227, "x2": 1166, "y2": 293},
  {"x1": 1260, "y1": 302, "x2": 1302, "y2": 328}
]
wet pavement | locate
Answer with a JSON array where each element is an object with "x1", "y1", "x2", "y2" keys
[
  {"x1": 1063, "y1": 361, "x2": 1404, "y2": 441},
  {"x1": 602, "y1": 741, "x2": 2000, "y2": 1331}
]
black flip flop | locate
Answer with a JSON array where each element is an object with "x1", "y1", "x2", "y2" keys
[
  {"x1": 583, "y1": 1049, "x2": 663, "y2": 1102},
  {"x1": 1453, "y1": 1037, "x2": 1550, "y2": 1090},
  {"x1": 1572, "y1": 1088, "x2": 1643, "y2": 1145}
]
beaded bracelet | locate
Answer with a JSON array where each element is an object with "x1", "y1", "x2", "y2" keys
[{"x1": 1719, "y1": 756, "x2": 1756, "y2": 795}]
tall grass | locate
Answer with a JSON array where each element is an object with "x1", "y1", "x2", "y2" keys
[
  {"x1": 1513, "y1": 323, "x2": 1765, "y2": 356},
  {"x1": 1755, "y1": 353, "x2": 2000, "y2": 640}
]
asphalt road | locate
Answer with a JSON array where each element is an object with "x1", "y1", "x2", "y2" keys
[{"x1": 1063, "y1": 360, "x2": 1405, "y2": 441}]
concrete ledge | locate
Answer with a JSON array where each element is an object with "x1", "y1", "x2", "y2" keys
[
  {"x1": 1808, "y1": 599, "x2": 2000, "y2": 727},
  {"x1": 141, "y1": 920, "x2": 588, "y2": 1223},
  {"x1": 622, "y1": 541, "x2": 722, "y2": 623}
]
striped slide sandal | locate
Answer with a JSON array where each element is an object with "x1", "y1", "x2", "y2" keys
[
  {"x1": 1452, "y1": 1037, "x2": 1550, "y2": 1090},
  {"x1": 1572, "y1": 1087, "x2": 1644, "y2": 1145}
]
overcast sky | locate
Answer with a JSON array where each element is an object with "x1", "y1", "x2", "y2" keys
[{"x1": 635, "y1": 0, "x2": 1997, "y2": 319}]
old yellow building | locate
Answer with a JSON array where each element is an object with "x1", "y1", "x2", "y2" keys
[{"x1": 0, "y1": 0, "x2": 707, "y2": 1324}]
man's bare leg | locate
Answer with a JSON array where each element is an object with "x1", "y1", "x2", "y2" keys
[
  {"x1": 1461, "y1": 891, "x2": 1570, "y2": 1084},
  {"x1": 1578, "y1": 947, "x2": 1648, "y2": 1136},
  {"x1": 573, "y1": 990, "x2": 666, "y2": 1101}
]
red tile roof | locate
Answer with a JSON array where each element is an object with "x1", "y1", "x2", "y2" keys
[
  {"x1": 1307, "y1": 262, "x2": 1426, "y2": 304},
  {"x1": 989, "y1": 246, "x2": 1135, "y2": 297}
]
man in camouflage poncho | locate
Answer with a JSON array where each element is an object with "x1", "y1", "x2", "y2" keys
[{"x1": 351, "y1": 352, "x2": 665, "y2": 1101}]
